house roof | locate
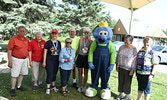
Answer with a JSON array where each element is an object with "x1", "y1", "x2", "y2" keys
[{"x1": 146, "y1": 28, "x2": 167, "y2": 39}]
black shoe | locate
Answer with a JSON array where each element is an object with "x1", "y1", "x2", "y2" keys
[
  {"x1": 16, "y1": 86, "x2": 28, "y2": 91},
  {"x1": 32, "y1": 86, "x2": 38, "y2": 91},
  {"x1": 73, "y1": 83, "x2": 79, "y2": 89},
  {"x1": 38, "y1": 84, "x2": 44, "y2": 89},
  {"x1": 10, "y1": 89, "x2": 16, "y2": 96}
]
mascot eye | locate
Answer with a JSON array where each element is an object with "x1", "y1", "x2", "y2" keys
[
  {"x1": 104, "y1": 32, "x2": 108, "y2": 36},
  {"x1": 98, "y1": 31, "x2": 109, "y2": 36},
  {"x1": 99, "y1": 33, "x2": 103, "y2": 35}
]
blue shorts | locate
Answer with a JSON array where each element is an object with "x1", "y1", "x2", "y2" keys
[{"x1": 137, "y1": 74, "x2": 152, "y2": 95}]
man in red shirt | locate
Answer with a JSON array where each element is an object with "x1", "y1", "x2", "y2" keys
[
  {"x1": 28, "y1": 31, "x2": 45, "y2": 91},
  {"x1": 8, "y1": 26, "x2": 29, "y2": 96}
]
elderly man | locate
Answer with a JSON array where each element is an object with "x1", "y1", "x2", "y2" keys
[
  {"x1": 69, "y1": 28, "x2": 80, "y2": 89},
  {"x1": 8, "y1": 26, "x2": 29, "y2": 96},
  {"x1": 28, "y1": 31, "x2": 45, "y2": 91}
]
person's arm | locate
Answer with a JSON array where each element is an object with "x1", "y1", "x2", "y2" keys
[
  {"x1": 42, "y1": 49, "x2": 47, "y2": 67},
  {"x1": 76, "y1": 39, "x2": 81, "y2": 57},
  {"x1": 8, "y1": 50, "x2": 12, "y2": 68},
  {"x1": 109, "y1": 42, "x2": 116, "y2": 65},
  {"x1": 88, "y1": 40, "x2": 96, "y2": 63},
  {"x1": 29, "y1": 51, "x2": 32, "y2": 67}
]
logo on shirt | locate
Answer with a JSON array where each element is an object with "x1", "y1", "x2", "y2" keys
[{"x1": 50, "y1": 46, "x2": 60, "y2": 55}]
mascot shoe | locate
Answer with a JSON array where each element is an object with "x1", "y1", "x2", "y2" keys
[
  {"x1": 100, "y1": 89, "x2": 111, "y2": 100},
  {"x1": 85, "y1": 87, "x2": 97, "y2": 97}
]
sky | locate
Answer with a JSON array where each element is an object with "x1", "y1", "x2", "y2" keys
[{"x1": 101, "y1": 0, "x2": 167, "y2": 35}]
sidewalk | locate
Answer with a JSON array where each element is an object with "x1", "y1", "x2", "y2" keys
[{"x1": 0, "y1": 52, "x2": 10, "y2": 73}]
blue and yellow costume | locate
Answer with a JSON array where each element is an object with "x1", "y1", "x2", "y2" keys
[{"x1": 85, "y1": 21, "x2": 115, "y2": 99}]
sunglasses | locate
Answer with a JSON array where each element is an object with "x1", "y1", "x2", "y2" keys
[
  {"x1": 84, "y1": 31, "x2": 89, "y2": 34},
  {"x1": 66, "y1": 42, "x2": 72, "y2": 44}
]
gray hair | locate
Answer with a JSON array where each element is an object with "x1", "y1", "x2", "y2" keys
[
  {"x1": 124, "y1": 35, "x2": 134, "y2": 43},
  {"x1": 83, "y1": 27, "x2": 91, "y2": 32},
  {"x1": 65, "y1": 38, "x2": 72, "y2": 43},
  {"x1": 143, "y1": 37, "x2": 153, "y2": 45},
  {"x1": 35, "y1": 31, "x2": 43, "y2": 35}
]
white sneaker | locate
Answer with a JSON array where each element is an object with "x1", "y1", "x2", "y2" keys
[
  {"x1": 51, "y1": 87, "x2": 59, "y2": 92},
  {"x1": 46, "y1": 89, "x2": 50, "y2": 95},
  {"x1": 82, "y1": 87, "x2": 86, "y2": 93},
  {"x1": 77, "y1": 87, "x2": 82, "y2": 93},
  {"x1": 117, "y1": 94, "x2": 123, "y2": 100}
]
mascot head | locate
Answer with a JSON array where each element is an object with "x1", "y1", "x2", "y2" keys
[{"x1": 93, "y1": 21, "x2": 113, "y2": 44}]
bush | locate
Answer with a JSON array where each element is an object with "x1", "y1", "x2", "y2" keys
[{"x1": 0, "y1": 43, "x2": 8, "y2": 52}]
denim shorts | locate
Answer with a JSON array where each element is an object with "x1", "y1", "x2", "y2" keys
[{"x1": 137, "y1": 74, "x2": 152, "y2": 95}]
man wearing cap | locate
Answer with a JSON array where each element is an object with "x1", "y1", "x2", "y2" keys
[
  {"x1": 69, "y1": 28, "x2": 80, "y2": 89},
  {"x1": 8, "y1": 26, "x2": 29, "y2": 96},
  {"x1": 28, "y1": 31, "x2": 45, "y2": 90},
  {"x1": 42, "y1": 29, "x2": 61, "y2": 95}
]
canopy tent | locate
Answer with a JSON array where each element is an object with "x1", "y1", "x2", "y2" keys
[{"x1": 100, "y1": 0, "x2": 155, "y2": 34}]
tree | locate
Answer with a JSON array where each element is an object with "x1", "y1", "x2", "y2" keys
[
  {"x1": 0, "y1": 0, "x2": 58, "y2": 39},
  {"x1": 56, "y1": 0, "x2": 114, "y2": 36}
]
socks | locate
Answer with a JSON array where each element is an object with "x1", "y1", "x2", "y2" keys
[
  {"x1": 73, "y1": 79, "x2": 76, "y2": 83},
  {"x1": 17, "y1": 86, "x2": 20, "y2": 88},
  {"x1": 38, "y1": 81, "x2": 42, "y2": 85},
  {"x1": 34, "y1": 84, "x2": 38, "y2": 86}
]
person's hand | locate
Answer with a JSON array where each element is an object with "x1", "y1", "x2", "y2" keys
[
  {"x1": 29, "y1": 61, "x2": 33, "y2": 67},
  {"x1": 149, "y1": 75, "x2": 153, "y2": 81},
  {"x1": 129, "y1": 70, "x2": 134, "y2": 76},
  {"x1": 88, "y1": 62, "x2": 95, "y2": 70},
  {"x1": 42, "y1": 62, "x2": 46, "y2": 68},
  {"x1": 8, "y1": 61, "x2": 12, "y2": 68},
  {"x1": 108, "y1": 64, "x2": 114, "y2": 73},
  {"x1": 84, "y1": 47, "x2": 88, "y2": 51}
]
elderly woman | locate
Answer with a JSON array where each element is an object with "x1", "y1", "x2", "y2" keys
[
  {"x1": 136, "y1": 38, "x2": 156, "y2": 100},
  {"x1": 42, "y1": 29, "x2": 61, "y2": 95},
  {"x1": 28, "y1": 31, "x2": 45, "y2": 90},
  {"x1": 59, "y1": 38, "x2": 75, "y2": 96},
  {"x1": 116, "y1": 35, "x2": 137, "y2": 100},
  {"x1": 76, "y1": 27, "x2": 92, "y2": 93}
]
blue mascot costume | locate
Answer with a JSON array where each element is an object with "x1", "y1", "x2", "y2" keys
[{"x1": 85, "y1": 21, "x2": 115, "y2": 99}]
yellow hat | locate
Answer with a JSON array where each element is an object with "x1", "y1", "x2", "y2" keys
[{"x1": 99, "y1": 21, "x2": 108, "y2": 27}]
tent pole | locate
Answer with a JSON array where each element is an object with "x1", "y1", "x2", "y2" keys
[{"x1": 129, "y1": 0, "x2": 133, "y2": 34}]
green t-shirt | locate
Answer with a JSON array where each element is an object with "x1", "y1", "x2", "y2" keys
[
  {"x1": 71, "y1": 36, "x2": 80, "y2": 53},
  {"x1": 88, "y1": 40, "x2": 115, "y2": 64}
]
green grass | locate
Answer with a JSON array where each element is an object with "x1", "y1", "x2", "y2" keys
[{"x1": 0, "y1": 68, "x2": 167, "y2": 100}]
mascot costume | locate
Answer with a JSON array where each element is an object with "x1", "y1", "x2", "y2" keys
[{"x1": 85, "y1": 21, "x2": 115, "y2": 99}]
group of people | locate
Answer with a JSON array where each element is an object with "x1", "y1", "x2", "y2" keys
[
  {"x1": 7, "y1": 26, "x2": 156, "y2": 100},
  {"x1": 7, "y1": 26, "x2": 92, "y2": 97}
]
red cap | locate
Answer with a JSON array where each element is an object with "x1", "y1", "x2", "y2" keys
[{"x1": 52, "y1": 29, "x2": 58, "y2": 34}]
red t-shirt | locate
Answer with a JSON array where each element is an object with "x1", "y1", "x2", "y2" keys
[
  {"x1": 28, "y1": 39, "x2": 45, "y2": 62},
  {"x1": 8, "y1": 35, "x2": 29, "y2": 58}
]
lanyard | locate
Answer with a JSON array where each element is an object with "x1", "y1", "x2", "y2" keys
[
  {"x1": 51, "y1": 39, "x2": 58, "y2": 50},
  {"x1": 83, "y1": 38, "x2": 89, "y2": 47},
  {"x1": 65, "y1": 47, "x2": 72, "y2": 56}
]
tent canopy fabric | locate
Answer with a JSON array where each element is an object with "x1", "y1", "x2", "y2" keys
[
  {"x1": 146, "y1": 28, "x2": 167, "y2": 39},
  {"x1": 100, "y1": 0, "x2": 154, "y2": 10}
]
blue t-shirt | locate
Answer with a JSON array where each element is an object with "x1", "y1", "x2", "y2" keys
[{"x1": 44, "y1": 40, "x2": 61, "y2": 60}]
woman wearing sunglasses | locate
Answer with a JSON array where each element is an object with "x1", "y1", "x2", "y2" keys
[
  {"x1": 59, "y1": 38, "x2": 75, "y2": 96},
  {"x1": 76, "y1": 27, "x2": 92, "y2": 93}
]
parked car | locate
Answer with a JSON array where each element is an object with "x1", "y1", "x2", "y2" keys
[
  {"x1": 113, "y1": 41, "x2": 124, "y2": 52},
  {"x1": 151, "y1": 45, "x2": 167, "y2": 64}
]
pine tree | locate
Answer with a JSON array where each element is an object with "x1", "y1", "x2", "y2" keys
[{"x1": 56, "y1": 0, "x2": 114, "y2": 36}]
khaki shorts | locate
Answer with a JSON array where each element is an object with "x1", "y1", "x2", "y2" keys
[{"x1": 11, "y1": 56, "x2": 28, "y2": 77}]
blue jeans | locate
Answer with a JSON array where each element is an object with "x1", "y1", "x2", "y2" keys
[{"x1": 137, "y1": 74, "x2": 152, "y2": 95}]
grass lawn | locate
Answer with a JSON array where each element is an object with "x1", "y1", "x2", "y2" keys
[{"x1": 0, "y1": 68, "x2": 167, "y2": 100}]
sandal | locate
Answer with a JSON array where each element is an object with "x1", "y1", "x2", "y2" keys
[
  {"x1": 62, "y1": 91, "x2": 67, "y2": 96},
  {"x1": 65, "y1": 89, "x2": 70, "y2": 93}
]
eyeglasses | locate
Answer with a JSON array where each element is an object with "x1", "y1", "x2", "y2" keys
[
  {"x1": 84, "y1": 31, "x2": 89, "y2": 34},
  {"x1": 66, "y1": 42, "x2": 72, "y2": 44}
]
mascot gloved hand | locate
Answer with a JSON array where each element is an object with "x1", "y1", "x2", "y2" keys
[{"x1": 85, "y1": 21, "x2": 115, "y2": 100}]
